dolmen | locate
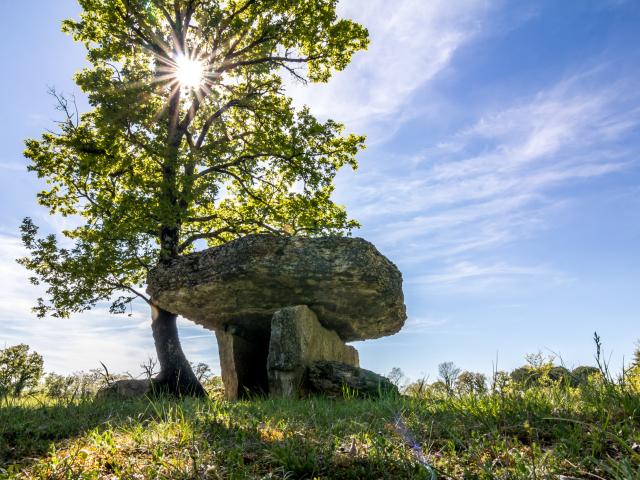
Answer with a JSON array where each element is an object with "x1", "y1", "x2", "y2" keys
[{"x1": 147, "y1": 235, "x2": 406, "y2": 399}]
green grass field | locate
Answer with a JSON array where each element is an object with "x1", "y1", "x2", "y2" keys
[{"x1": 1, "y1": 375, "x2": 639, "y2": 479}]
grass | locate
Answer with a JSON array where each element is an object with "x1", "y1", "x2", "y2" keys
[{"x1": 1, "y1": 376, "x2": 639, "y2": 479}]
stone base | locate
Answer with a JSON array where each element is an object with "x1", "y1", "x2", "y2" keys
[
  {"x1": 216, "y1": 305, "x2": 359, "y2": 399},
  {"x1": 304, "y1": 361, "x2": 399, "y2": 398}
]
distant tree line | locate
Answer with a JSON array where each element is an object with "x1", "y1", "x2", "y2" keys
[
  {"x1": 2, "y1": 335, "x2": 639, "y2": 402},
  {"x1": 0, "y1": 344, "x2": 220, "y2": 402},
  {"x1": 387, "y1": 339, "x2": 640, "y2": 398}
]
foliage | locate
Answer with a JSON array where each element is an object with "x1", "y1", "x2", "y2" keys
[
  {"x1": 0, "y1": 344, "x2": 43, "y2": 399},
  {"x1": 455, "y1": 371, "x2": 487, "y2": 395},
  {"x1": 509, "y1": 352, "x2": 576, "y2": 389},
  {"x1": 570, "y1": 365, "x2": 602, "y2": 386},
  {"x1": 191, "y1": 361, "x2": 213, "y2": 382},
  {"x1": 490, "y1": 370, "x2": 511, "y2": 393},
  {"x1": 43, "y1": 370, "x2": 106, "y2": 401},
  {"x1": 19, "y1": 0, "x2": 370, "y2": 318},
  {"x1": 403, "y1": 376, "x2": 429, "y2": 398}
]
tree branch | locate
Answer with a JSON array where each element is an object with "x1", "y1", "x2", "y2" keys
[
  {"x1": 177, "y1": 227, "x2": 236, "y2": 252},
  {"x1": 221, "y1": 54, "x2": 322, "y2": 73},
  {"x1": 195, "y1": 99, "x2": 242, "y2": 149}
]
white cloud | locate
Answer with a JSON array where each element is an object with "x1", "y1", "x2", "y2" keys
[
  {"x1": 337, "y1": 69, "x2": 640, "y2": 292},
  {"x1": 0, "y1": 162, "x2": 25, "y2": 172},
  {"x1": 285, "y1": 0, "x2": 495, "y2": 139},
  {"x1": 354, "y1": 72, "x2": 637, "y2": 233},
  {"x1": 402, "y1": 316, "x2": 448, "y2": 333},
  {"x1": 410, "y1": 261, "x2": 572, "y2": 294},
  {"x1": 352, "y1": 76, "x2": 637, "y2": 221}
]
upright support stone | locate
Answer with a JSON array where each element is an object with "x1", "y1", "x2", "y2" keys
[
  {"x1": 267, "y1": 305, "x2": 359, "y2": 397},
  {"x1": 216, "y1": 327, "x2": 269, "y2": 400}
]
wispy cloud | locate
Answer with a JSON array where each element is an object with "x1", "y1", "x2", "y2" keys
[
  {"x1": 342, "y1": 69, "x2": 640, "y2": 292},
  {"x1": 402, "y1": 316, "x2": 449, "y2": 333},
  {"x1": 350, "y1": 71, "x2": 640, "y2": 238},
  {"x1": 286, "y1": 0, "x2": 496, "y2": 139},
  {"x1": 410, "y1": 261, "x2": 572, "y2": 294},
  {"x1": 0, "y1": 162, "x2": 25, "y2": 172}
]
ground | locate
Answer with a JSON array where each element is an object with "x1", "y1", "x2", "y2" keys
[{"x1": 1, "y1": 379, "x2": 639, "y2": 479}]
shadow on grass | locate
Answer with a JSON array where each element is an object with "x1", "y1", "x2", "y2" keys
[
  {"x1": 0, "y1": 397, "x2": 155, "y2": 467},
  {"x1": 192, "y1": 396, "x2": 433, "y2": 479}
]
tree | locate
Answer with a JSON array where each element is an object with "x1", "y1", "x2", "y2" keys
[
  {"x1": 0, "y1": 344, "x2": 44, "y2": 399},
  {"x1": 19, "y1": 1, "x2": 369, "y2": 396},
  {"x1": 192, "y1": 361, "x2": 213, "y2": 382},
  {"x1": 437, "y1": 362, "x2": 461, "y2": 394},
  {"x1": 510, "y1": 366, "x2": 541, "y2": 387},
  {"x1": 43, "y1": 370, "x2": 105, "y2": 401},
  {"x1": 387, "y1": 367, "x2": 407, "y2": 389},
  {"x1": 455, "y1": 371, "x2": 487, "y2": 395},
  {"x1": 404, "y1": 376, "x2": 429, "y2": 398}
]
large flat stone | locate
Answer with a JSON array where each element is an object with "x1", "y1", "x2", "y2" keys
[{"x1": 147, "y1": 235, "x2": 406, "y2": 342}]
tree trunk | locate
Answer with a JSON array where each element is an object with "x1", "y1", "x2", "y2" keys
[{"x1": 150, "y1": 303, "x2": 207, "y2": 397}]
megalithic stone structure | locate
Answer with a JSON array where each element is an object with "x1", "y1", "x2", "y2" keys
[{"x1": 147, "y1": 235, "x2": 406, "y2": 399}]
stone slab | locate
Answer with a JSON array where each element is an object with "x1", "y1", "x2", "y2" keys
[{"x1": 147, "y1": 235, "x2": 406, "y2": 342}]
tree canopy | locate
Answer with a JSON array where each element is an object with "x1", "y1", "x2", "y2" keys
[
  {"x1": 0, "y1": 344, "x2": 44, "y2": 399},
  {"x1": 20, "y1": 0, "x2": 369, "y2": 318}
]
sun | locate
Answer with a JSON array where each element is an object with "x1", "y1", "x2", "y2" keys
[{"x1": 174, "y1": 55, "x2": 204, "y2": 90}]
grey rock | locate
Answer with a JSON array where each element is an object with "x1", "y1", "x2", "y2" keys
[
  {"x1": 96, "y1": 379, "x2": 150, "y2": 400},
  {"x1": 304, "y1": 361, "x2": 399, "y2": 398},
  {"x1": 147, "y1": 235, "x2": 406, "y2": 342},
  {"x1": 267, "y1": 306, "x2": 359, "y2": 397}
]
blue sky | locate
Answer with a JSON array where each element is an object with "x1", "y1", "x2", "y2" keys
[{"x1": 1, "y1": 0, "x2": 639, "y2": 382}]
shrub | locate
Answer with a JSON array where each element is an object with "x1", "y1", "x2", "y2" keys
[
  {"x1": 43, "y1": 370, "x2": 107, "y2": 401},
  {"x1": 510, "y1": 366, "x2": 541, "y2": 387},
  {"x1": 570, "y1": 366, "x2": 601, "y2": 386},
  {"x1": 510, "y1": 365, "x2": 572, "y2": 388},
  {"x1": 547, "y1": 365, "x2": 571, "y2": 385},
  {"x1": 0, "y1": 344, "x2": 44, "y2": 399}
]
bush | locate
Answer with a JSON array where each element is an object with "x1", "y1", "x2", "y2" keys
[
  {"x1": 510, "y1": 366, "x2": 541, "y2": 387},
  {"x1": 510, "y1": 362, "x2": 571, "y2": 388},
  {"x1": 547, "y1": 365, "x2": 571, "y2": 385},
  {"x1": 570, "y1": 366, "x2": 601, "y2": 386},
  {"x1": 0, "y1": 344, "x2": 44, "y2": 399},
  {"x1": 43, "y1": 370, "x2": 107, "y2": 401}
]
